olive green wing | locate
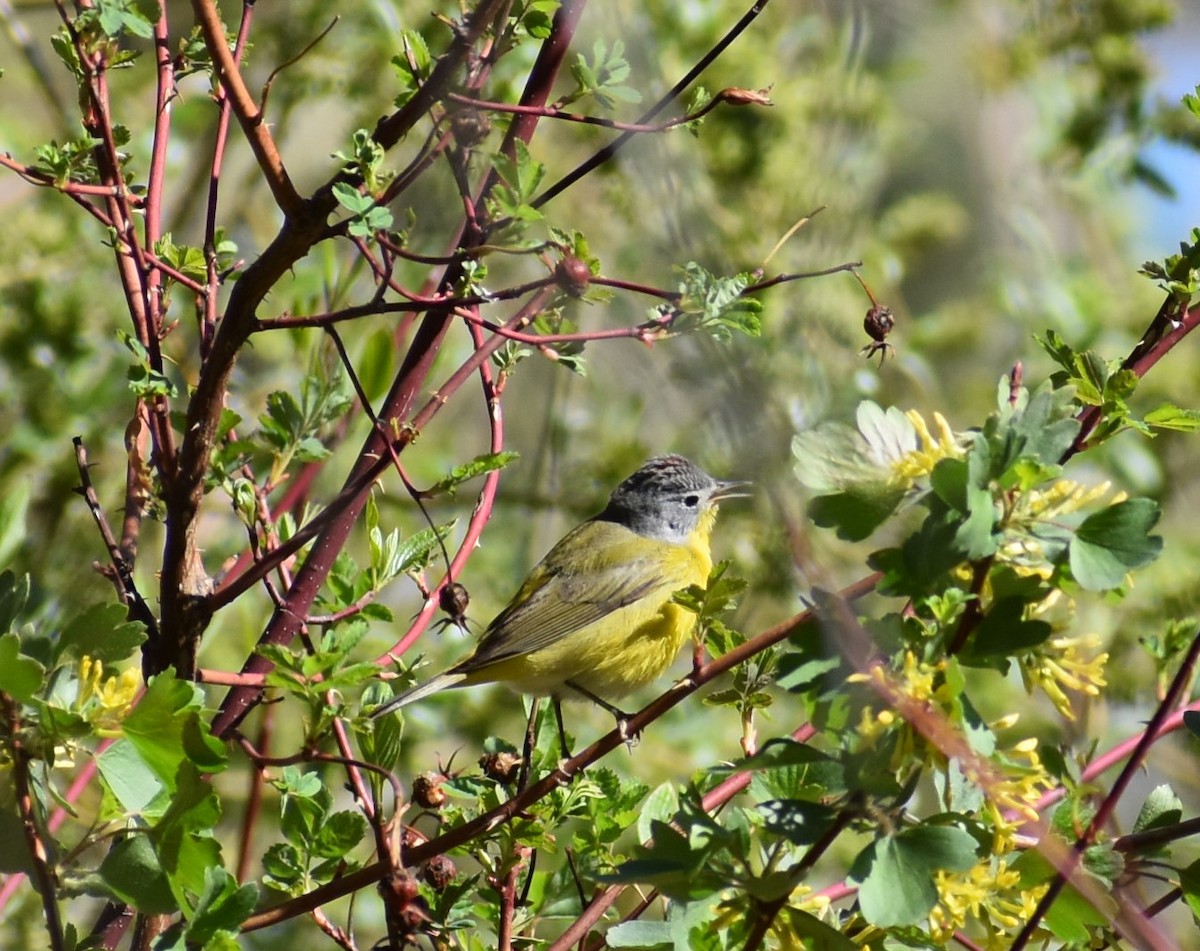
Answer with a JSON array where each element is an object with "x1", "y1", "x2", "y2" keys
[{"x1": 457, "y1": 525, "x2": 694, "y2": 671}]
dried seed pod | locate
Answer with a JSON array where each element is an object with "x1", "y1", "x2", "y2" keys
[
  {"x1": 450, "y1": 108, "x2": 491, "y2": 148},
  {"x1": 861, "y1": 304, "x2": 896, "y2": 364},
  {"x1": 478, "y1": 750, "x2": 523, "y2": 785},
  {"x1": 412, "y1": 771, "x2": 447, "y2": 809},
  {"x1": 439, "y1": 582, "x2": 470, "y2": 625},
  {"x1": 554, "y1": 254, "x2": 592, "y2": 297},
  {"x1": 421, "y1": 854, "x2": 458, "y2": 891}
]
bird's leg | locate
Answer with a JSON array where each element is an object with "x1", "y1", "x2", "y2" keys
[
  {"x1": 565, "y1": 679, "x2": 635, "y2": 745},
  {"x1": 518, "y1": 698, "x2": 540, "y2": 791}
]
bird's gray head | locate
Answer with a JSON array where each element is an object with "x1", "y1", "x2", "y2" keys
[{"x1": 599, "y1": 455, "x2": 742, "y2": 543}]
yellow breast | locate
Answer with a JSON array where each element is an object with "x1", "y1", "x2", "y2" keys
[{"x1": 468, "y1": 511, "x2": 715, "y2": 700}]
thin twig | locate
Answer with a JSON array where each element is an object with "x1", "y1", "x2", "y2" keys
[{"x1": 72, "y1": 438, "x2": 160, "y2": 639}]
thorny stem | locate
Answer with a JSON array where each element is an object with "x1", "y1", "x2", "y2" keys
[
  {"x1": 235, "y1": 712, "x2": 271, "y2": 884},
  {"x1": 1066, "y1": 300, "x2": 1200, "y2": 458},
  {"x1": 497, "y1": 850, "x2": 527, "y2": 951},
  {"x1": 188, "y1": 0, "x2": 302, "y2": 216},
  {"x1": 73, "y1": 437, "x2": 159, "y2": 639}
]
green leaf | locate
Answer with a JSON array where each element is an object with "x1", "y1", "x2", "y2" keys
[
  {"x1": 605, "y1": 919, "x2": 672, "y2": 948},
  {"x1": 357, "y1": 328, "x2": 395, "y2": 401},
  {"x1": 261, "y1": 842, "x2": 304, "y2": 893},
  {"x1": 1043, "y1": 881, "x2": 1114, "y2": 943},
  {"x1": 721, "y1": 739, "x2": 848, "y2": 799},
  {"x1": 1180, "y1": 858, "x2": 1200, "y2": 920},
  {"x1": 97, "y1": 738, "x2": 169, "y2": 816},
  {"x1": 598, "y1": 819, "x2": 724, "y2": 901},
  {"x1": 775, "y1": 624, "x2": 842, "y2": 692},
  {"x1": 0, "y1": 482, "x2": 29, "y2": 570},
  {"x1": 182, "y1": 716, "x2": 228, "y2": 773},
  {"x1": 391, "y1": 29, "x2": 431, "y2": 107},
  {"x1": 851, "y1": 825, "x2": 978, "y2": 927},
  {"x1": 94, "y1": 835, "x2": 177, "y2": 914},
  {"x1": 872, "y1": 507, "x2": 965, "y2": 597},
  {"x1": 314, "y1": 810, "x2": 368, "y2": 858},
  {"x1": 122, "y1": 673, "x2": 204, "y2": 787},
  {"x1": 359, "y1": 707, "x2": 402, "y2": 772},
  {"x1": 780, "y1": 907, "x2": 859, "y2": 950},
  {"x1": 807, "y1": 485, "x2": 906, "y2": 542},
  {"x1": 187, "y1": 867, "x2": 258, "y2": 945},
  {"x1": 1068, "y1": 498, "x2": 1163, "y2": 591},
  {"x1": 757, "y1": 799, "x2": 837, "y2": 845},
  {"x1": 153, "y1": 764, "x2": 225, "y2": 907},
  {"x1": 56, "y1": 602, "x2": 147, "y2": 663},
  {"x1": 1008, "y1": 386, "x2": 1081, "y2": 467},
  {"x1": 1132, "y1": 785, "x2": 1183, "y2": 836},
  {"x1": 671, "y1": 262, "x2": 762, "y2": 340},
  {"x1": 91, "y1": 0, "x2": 157, "y2": 39},
  {"x1": 0, "y1": 809, "x2": 33, "y2": 874},
  {"x1": 332, "y1": 181, "x2": 373, "y2": 215},
  {"x1": 960, "y1": 596, "x2": 1052, "y2": 661},
  {"x1": 390, "y1": 519, "x2": 458, "y2": 577},
  {"x1": 1144, "y1": 403, "x2": 1200, "y2": 432},
  {"x1": 0, "y1": 632, "x2": 44, "y2": 702},
  {"x1": 637, "y1": 782, "x2": 679, "y2": 844},
  {"x1": 607, "y1": 895, "x2": 720, "y2": 950},
  {"x1": 0, "y1": 571, "x2": 30, "y2": 635},
  {"x1": 429, "y1": 451, "x2": 520, "y2": 495}
]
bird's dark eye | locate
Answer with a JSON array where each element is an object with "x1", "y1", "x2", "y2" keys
[{"x1": 684, "y1": 494, "x2": 700, "y2": 507}]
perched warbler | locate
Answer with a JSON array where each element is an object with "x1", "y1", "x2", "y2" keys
[{"x1": 371, "y1": 455, "x2": 744, "y2": 720}]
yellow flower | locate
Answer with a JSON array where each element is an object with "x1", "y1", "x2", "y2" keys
[
  {"x1": 984, "y1": 738, "x2": 1056, "y2": 824},
  {"x1": 891, "y1": 410, "x2": 962, "y2": 483},
  {"x1": 77, "y1": 656, "x2": 141, "y2": 736},
  {"x1": 854, "y1": 704, "x2": 895, "y2": 743},
  {"x1": 930, "y1": 857, "x2": 1049, "y2": 946},
  {"x1": 848, "y1": 652, "x2": 940, "y2": 704},
  {"x1": 849, "y1": 653, "x2": 949, "y2": 769},
  {"x1": 1020, "y1": 633, "x2": 1108, "y2": 720},
  {"x1": 1021, "y1": 479, "x2": 1114, "y2": 520}
]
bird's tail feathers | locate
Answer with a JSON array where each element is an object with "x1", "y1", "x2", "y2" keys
[{"x1": 370, "y1": 671, "x2": 467, "y2": 718}]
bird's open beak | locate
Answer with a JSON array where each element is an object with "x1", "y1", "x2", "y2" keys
[{"x1": 711, "y1": 479, "x2": 752, "y2": 502}]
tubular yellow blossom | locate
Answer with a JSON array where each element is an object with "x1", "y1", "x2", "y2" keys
[
  {"x1": 854, "y1": 705, "x2": 895, "y2": 743},
  {"x1": 930, "y1": 858, "x2": 1049, "y2": 946},
  {"x1": 789, "y1": 884, "x2": 830, "y2": 916},
  {"x1": 891, "y1": 410, "x2": 963, "y2": 483},
  {"x1": 1020, "y1": 633, "x2": 1108, "y2": 719},
  {"x1": 1023, "y1": 479, "x2": 1112, "y2": 519}
]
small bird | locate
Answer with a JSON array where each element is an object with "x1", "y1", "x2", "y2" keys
[{"x1": 371, "y1": 455, "x2": 744, "y2": 727}]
